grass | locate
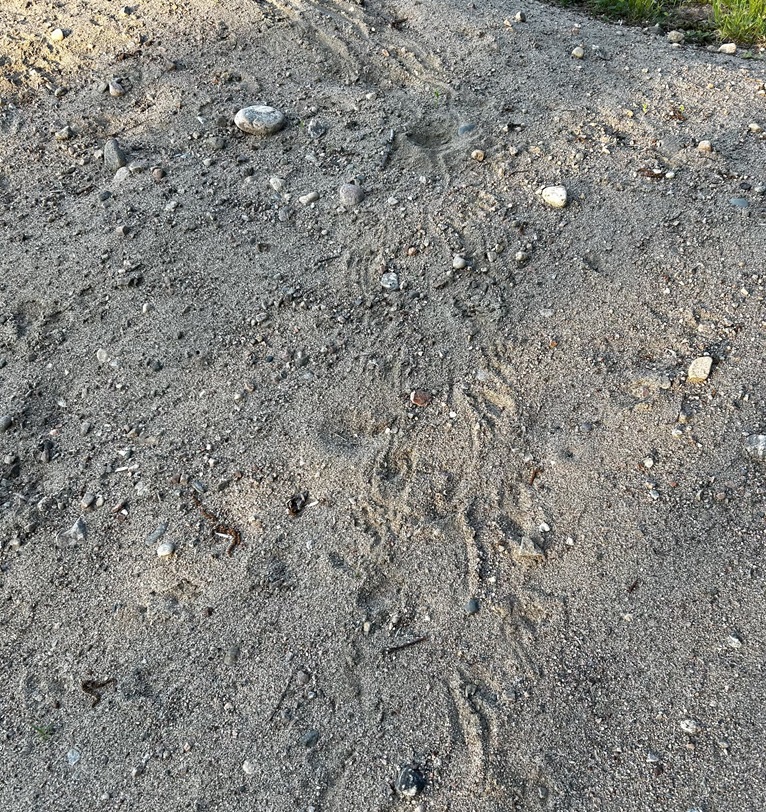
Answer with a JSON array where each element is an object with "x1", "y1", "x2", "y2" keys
[
  {"x1": 712, "y1": 0, "x2": 766, "y2": 44},
  {"x1": 554, "y1": 0, "x2": 766, "y2": 45}
]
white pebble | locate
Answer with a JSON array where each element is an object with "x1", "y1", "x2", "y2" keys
[
  {"x1": 50, "y1": 28, "x2": 65, "y2": 43},
  {"x1": 680, "y1": 719, "x2": 700, "y2": 735},
  {"x1": 235, "y1": 105, "x2": 286, "y2": 136},
  {"x1": 541, "y1": 185, "x2": 568, "y2": 208},
  {"x1": 452, "y1": 255, "x2": 468, "y2": 270},
  {"x1": 718, "y1": 43, "x2": 737, "y2": 55},
  {"x1": 96, "y1": 348, "x2": 109, "y2": 364},
  {"x1": 242, "y1": 759, "x2": 256, "y2": 775},
  {"x1": 157, "y1": 541, "x2": 175, "y2": 557},
  {"x1": 571, "y1": 46, "x2": 584, "y2": 59},
  {"x1": 697, "y1": 140, "x2": 713, "y2": 153}
]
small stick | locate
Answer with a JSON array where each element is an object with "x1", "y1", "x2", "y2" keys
[
  {"x1": 382, "y1": 636, "x2": 428, "y2": 656},
  {"x1": 267, "y1": 668, "x2": 297, "y2": 723}
]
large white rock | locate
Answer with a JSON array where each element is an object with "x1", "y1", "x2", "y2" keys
[{"x1": 234, "y1": 105, "x2": 286, "y2": 136}]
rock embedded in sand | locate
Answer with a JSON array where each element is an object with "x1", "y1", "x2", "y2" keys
[
  {"x1": 103, "y1": 138, "x2": 128, "y2": 172},
  {"x1": 571, "y1": 46, "x2": 584, "y2": 59},
  {"x1": 680, "y1": 719, "x2": 700, "y2": 735},
  {"x1": 396, "y1": 765, "x2": 426, "y2": 798},
  {"x1": 666, "y1": 30, "x2": 684, "y2": 44},
  {"x1": 465, "y1": 597, "x2": 480, "y2": 615},
  {"x1": 0, "y1": 414, "x2": 12, "y2": 433},
  {"x1": 745, "y1": 434, "x2": 766, "y2": 461},
  {"x1": 298, "y1": 191, "x2": 319, "y2": 205},
  {"x1": 542, "y1": 185, "x2": 568, "y2": 208},
  {"x1": 380, "y1": 271, "x2": 399, "y2": 291},
  {"x1": 50, "y1": 28, "x2": 66, "y2": 43},
  {"x1": 718, "y1": 43, "x2": 737, "y2": 55},
  {"x1": 452, "y1": 255, "x2": 468, "y2": 270},
  {"x1": 697, "y1": 140, "x2": 713, "y2": 153},
  {"x1": 339, "y1": 182, "x2": 365, "y2": 206},
  {"x1": 687, "y1": 356, "x2": 712, "y2": 383},
  {"x1": 108, "y1": 78, "x2": 126, "y2": 97},
  {"x1": 156, "y1": 541, "x2": 175, "y2": 557},
  {"x1": 234, "y1": 105, "x2": 286, "y2": 136}
]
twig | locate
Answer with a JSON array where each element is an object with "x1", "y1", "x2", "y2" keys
[
  {"x1": 267, "y1": 668, "x2": 297, "y2": 723},
  {"x1": 382, "y1": 636, "x2": 428, "y2": 656}
]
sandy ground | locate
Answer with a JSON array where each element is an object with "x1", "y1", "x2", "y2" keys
[{"x1": 1, "y1": 1, "x2": 766, "y2": 810}]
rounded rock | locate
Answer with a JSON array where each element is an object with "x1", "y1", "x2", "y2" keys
[
  {"x1": 541, "y1": 185, "x2": 568, "y2": 208},
  {"x1": 242, "y1": 760, "x2": 256, "y2": 775},
  {"x1": 396, "y1": 765, "x2": 426, "y2": 798},
  {"x1": 718, "y1": 43, "x2": 737, "y2": 55},
  {"x1": 666, "y1": 30, "x2": 685, "y2": 44},
  {"x1": 465, "y1": 597, "x2": 480, "y2": 615},
  {"x1": 339, "y1": 183, "x2": 365, "y2": 207},
  {"x1": 0, "y1": 415, "x2": 12, "y2": 433},
  {"x1": 697, "y1": 140, "x2": 713, "y2": 153},
  {"x1": 571, "y1": 46, "x2": 584, "y2": 59},
  {"x1": 157, "y1": 541, "x2": 175, "y2": 557},
  {"x1": 50, "y1": 28, "x2": 66, "y2": 43},
  {"x1": 108, "y1": 78, "x2": 125, "y2": 97},
  {"x1": 234, "y1": 105, "x2": 286, "y2": 136},
  {"x1": 452, "y1": 255, "x2": 468, "y2": 270}
]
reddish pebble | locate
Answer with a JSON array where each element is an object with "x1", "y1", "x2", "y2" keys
[{"x1": 410, "y1": 389, "x2": 432, "y2": 407}]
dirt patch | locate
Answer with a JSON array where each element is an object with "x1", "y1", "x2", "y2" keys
[{"x1": 1, "y1": 1, "x2": 766, "y2": 810}]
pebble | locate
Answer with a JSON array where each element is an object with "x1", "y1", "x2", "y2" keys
[
  {"x1": 471, "y1": 149, "x2": 485, "y2": 162},
  {"x1": 410, "y1": 390, "x2": 432, "y2": 407},
  {"x1": 465, "y1": 597, "x2": 480, "y2": 615},
  {"x1": 718, "y1": 43, "x2": 737, "y2": 55},
  {"x1": 697, "y1": 140, "x2": 713, "y2": 153},
  {"x1": 60, "y1": 517, "x2": 87, "y2": 543},
  {"x1": 339, "y1": 183, "x2": 365, "y2": 207},
  {"x1": 96, "y1": 348, "x2": 109, "y2": 364},
  {"x1": 67, "y1": 748, "x2": 81, "y2": 766},
  {"x1": 726, "y1": 633, "x2": 743, "y2": 649},
  {"x1": 380, "y1": 271, "x2": 399, "y2": 291},
  {"x1": 242, "y1": 760, "x2": 256, "y2": 775},
  {"x1": 744, "y1": 434, "x2": 766, "y2": 461},
  {"x1": 234, "y1": 105, "x2": 286, "y2": 136},
  {"x1": 156, "y1": 541, "x2": 175, "y2": 557},
  {"x1": 571, "y1": 46, "x2": 584, "y2": 59},
  {"x1": 108, "y1": 78, "x2": 126, "y2": 97},
  {"x1": 80, "y1": 492, "x2": 96, "y2": 511},
  {"x1": 749, "y1": 122, "x2": 763, "y2": 133},
  {"x1": 103, "y1": 138, "x2": 128, "y2": 172},
  {"x1": 146, "y1": 521, "x2": 168, "y2": 546},
  {"x1": 50, "y1": 28, "x2": 66, "y2": 43},
  {"x1": 0, "y1": 414, "x2": 12, "y2": 433},
  {"x1": 55, "y1": 125, "x2": 73, "y2": 141},
  {"x1": 306, "y1": 118, "x2": 327, "y2": 139},
  {"x1": 729, "y1": 197, "x2": 749, "y2": 208},
  {"x1": 301, "y1": 729, "x2": 320, "y2": 748},
  {"x1": 515, "y1": 250, "x2": 529, "y2": 263},
  {"x1": 457, "y1": 122, "x2": 476, "y2": 136},
  {"x1": 396, "y1": 765, "x2": 426, "y2": 798},
  {"x1": 224, "y1": 645, "x2": 240, "y2": 666},
  {"x1": 113, "y1": 166, "x2": 131, "y2": 183},
  {"x1": 516, "y1": 535, "x2": 545, "y2": 560},
  {"x1": 680, "y1": 719, "x2": 700, "y2": 735},
  {"x1": 452, "y1": 255, "x2": 468, "y2": 270},
  {"x1": 687, "y1": 356, "x2": 712, "y2": 383},
  {"x1": 666, "y1": 30, "x2": 685, "y2": 44},
  {"x1": 298, "y1": 191, "x2": 319, "y2": 205},
  {"x1": 515, "y1": 11, "x2": 526, "y2": 22},
  {"x1": 541, "y1": 185, "x2": 568, "y2": 208}
]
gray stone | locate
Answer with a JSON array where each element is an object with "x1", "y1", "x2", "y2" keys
[
  {"x1": 380, "y1": 271, "x2": 399, "y2": 291},
  {"x1": 745, "y1": 434, "x2": 766, "y2": 461},
  {"x1": 396, "y1": 765, "x2": 425, "y2": 798},
  {"x1": 729, "y1": 197, "x2": 749, "y2": 208},
  {"x1": 157, "y1": 541, "x2": 175, "y2": 557},
  {"x1": 452, "y1": 255, "x2": 468, "y2": 270},
  {"x1": 667, "y1": 30, "x2": 685, "y2": 44},
  {"x1": 108, "y1": 78, "x2": 125, "y2": 97},
  {"x1": 234, "y1": 105, "x2": 286, "y2": 136},
  {"x1": 465, "y1": 597, "x2": 480, "y2": 615},
  {"x1": 0, "y1": 414, "x2": 12, "y2": 433},
  {"x1": 457, "y1": 122, "x2": 476, "y2": 136},
  {"x1": 339, "y1": 183, "x2": 365, "y2": 207},
  {"x1": 718, "y1": 43, "x2": 737, "y2": 55},
  {"x1": 59, "y1": 517, "x2": 87, "y2": 543},
  {"x1": 301, "y1": 729, "x2": 320, "y2": 748},
  {"x1": 104, "y1": 139, "x2": 128, "y2": 172}
]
